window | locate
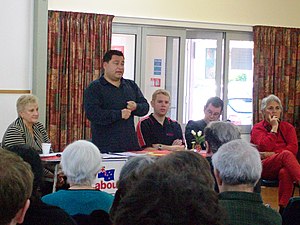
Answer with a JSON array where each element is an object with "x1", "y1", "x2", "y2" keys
[{"x1": 112, "y1": 24, "x2": 253, "y2": 133}]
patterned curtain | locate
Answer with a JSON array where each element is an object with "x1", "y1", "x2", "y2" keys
[
  {"x1": 47, "y1": 11, "x2": 114, "y2": 151},
  {"x1": 253, "y1": 26, "x2": 300, "y2": 140}
]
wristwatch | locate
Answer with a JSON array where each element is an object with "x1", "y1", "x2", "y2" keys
[{"x1": 158, "y1": 144, "x2": 162, "y2": 150}]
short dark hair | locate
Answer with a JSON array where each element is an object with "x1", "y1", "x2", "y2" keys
[
  {"x1": 103, "y1": 50, "x2": 124, "y2": 63},
  {"x1": 113, "y1": 166, "x2": 224, "y2": 225},
  {"x1": 205, "y1": 96, "x2": 224, "y2": 111},
  {"x1": 110, "y1": 156, "x2": 156, "y2": 221},
  {"x1": 156, "y1": 151, "x2": 214, "y2": 189},
  {"x1": 0, "y1": 148, "x2": 33, "y2": 225}
]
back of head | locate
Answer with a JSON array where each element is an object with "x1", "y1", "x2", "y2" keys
[
  {"x1": 212, "y1": 139, "x2": 262, "y2": 186},
  {"x1": 0, "y1": 148, "x2": 33, "y2": 225},
  {"x1": 156, "y1": 151, "x2": 214, "y2": 188},
  {"x1": 61, "y1": 140, "x2": 101, "y2": 186},
  {"x1": 205, "y1": 96, "x2": 224, "y2": 111},
  {"x1": 6, "y1": 145, "x2": 43, "y2": 198},
  {"x1": 110, "y1": 155, "x2": 156, "y2": 221},
  {"x1": 113, "y1": 165, "x2": 224, "y2": 225},
  {"x1": 118, "y1": 155, "x2": 156, "y2": 192},
  {"x1": 204, "y1": 121, "x2": 241, "y2": 153}
]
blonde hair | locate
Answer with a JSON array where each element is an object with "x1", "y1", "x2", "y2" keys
[
  {"x1": 151, "y1": 89, "x2": 170, "y2": 101},
  {"x1": 16, "y1": 94, "x2": 38, "y2": 115}
]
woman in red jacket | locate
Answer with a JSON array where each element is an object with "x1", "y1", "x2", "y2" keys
[{"x1": 251, "y1": 94, "x2": 299, "y2": 212}]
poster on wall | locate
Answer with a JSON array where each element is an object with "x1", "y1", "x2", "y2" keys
[
  {"x1": 205, "y1": 48, "x2": 216, "y2": 79},
  {"x1": 150, "y1": 78, "x2": 161, "y2": 87},
  {"x1": 111, "y1": 45, "x2": 124, "y2": 54},
  {"x1": 153, "y1": 59, "x2": 162, "y2": 75}
]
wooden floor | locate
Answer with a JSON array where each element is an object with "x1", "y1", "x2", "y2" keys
[{"x1": 261, "y1": 186, "x2": 300, "y2": 211}]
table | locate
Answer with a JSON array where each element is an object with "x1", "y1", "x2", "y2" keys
[
  {"x1": 40, "y1": 149, "x2": 205, "y2": 194},
  {"x1": 40, "y1": 153, "x2": 129, "y2": 194}
]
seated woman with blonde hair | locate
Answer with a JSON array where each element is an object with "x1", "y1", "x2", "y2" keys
[
  {"x1": 251, "y1": 94, "x2": 299, "y2": 213},
  {"x1": 2, "y1": 94, "x2": 50, "y2": 152}
]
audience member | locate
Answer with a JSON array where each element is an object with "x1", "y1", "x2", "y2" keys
[
  {"x1": 84, "y1": 50, "x2": 149, "y2": 153},
  {"x1": 2, "y1": 94, "x2": 51, "y2": 152},
  {"x1": 251, "y1": 94, "x2": 300, "y2": 212},
  {"x1": 156, "y1": 150, "x2": 215, "y2": 189},
  {"x1": 113, "y1": 162, "x2": 224, "y2": 225},
  {"x1": 204, "y1": 121, "x2": 241, "y2": 192},
  {"x1": 204, "y1": 121, "x2": 241, "y2": 156},
  {"x1": 185, "y1": 96, "x2": 224, "y2": 149},
  {"x1": 212, "y1": 139, "x2": 282, "y2": 225},
  {"x1": 136, "y1": 89, "x2": 185, "y2": 151},
  {"x1": 8, "y1": 145, "x2": 76, "y2": 225},
  {"x1": 42, "y1": 140, "x2": 114, "y2": 216},
  {"x1": 0, "y1": 148, "x2": 33, "y2": 225},
  {"x1": 110, "y1": 155, "x2": 156, "y2": 221},
  {"x1": 1, "y1": 94, "x2": 53, "y2": 193}
]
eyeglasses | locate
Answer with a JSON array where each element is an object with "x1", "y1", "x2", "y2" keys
[{"x1": 206, "y1": 110, "x2": 221, "y2": 117}]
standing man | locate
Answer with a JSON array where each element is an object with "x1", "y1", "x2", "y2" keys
[
  {"x1": 84, "y1": 50, "x2": 149, "y2": 153},
  {"x1": 136, "y1": 89, "x2": 185, "y2": 151},
  {"x1": 185, "y1": 96, "x2": 223, "y2": 149}
]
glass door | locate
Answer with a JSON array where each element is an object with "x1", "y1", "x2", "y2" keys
[
  {"x1": 112, "y1": 25, "x2": 142, "y2": 81},
  {"x1": 140, "y1": 28, "x2": 186, "y2": 122},
  {"x1": 183, "y1": 31, "x2": 223, "y2": 123},
  {"x1": 223, "y1": 32, "x2": 253, "y2": 134}
]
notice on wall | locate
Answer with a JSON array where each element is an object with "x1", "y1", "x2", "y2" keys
[
  {"x1": 153, "y1": 58, "x2": 162, "y2": 75},
  {"x1": 150, "y1": 78, "x2": 161, "y2": 87}
]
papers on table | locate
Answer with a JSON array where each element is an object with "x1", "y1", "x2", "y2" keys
[{"x1": 39, "y1": 152, "x2": 61, "y2": 157}]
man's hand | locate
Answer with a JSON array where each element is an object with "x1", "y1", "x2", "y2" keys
[
  {"x1": 127, "y1": 101, "x2": 137, "y2": 111},
  {"x1": 172, "y1": 139, "x2": 183, "y2": 146},
  {"x1": 121, "y1": 108, "x2": 131, "y2": 120}
]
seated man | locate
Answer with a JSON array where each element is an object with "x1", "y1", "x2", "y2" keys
[
  {"x1": 0, "y1": 148, "x2": 33, "y2": 225},
  {"x1": 212, "y1": 139, "x2": 282, "y2": 225},
  {"x1": 185, "y1": 96, "x2": 224, "y2": 149},
  {"x1": 136, "y1": 89, "x2": 185, "y2": 151}
]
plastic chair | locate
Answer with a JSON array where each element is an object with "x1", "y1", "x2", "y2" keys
[{"x1": 282, "y1": 197, "x2": 300, "y2": 225}]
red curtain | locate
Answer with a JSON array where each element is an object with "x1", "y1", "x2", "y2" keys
[
  {"x1": 253, "y1": 26, "x2": 300, "y2": 139},
  {"x1": 47, "y1": 11, "x2": 114, "y2": 151}
]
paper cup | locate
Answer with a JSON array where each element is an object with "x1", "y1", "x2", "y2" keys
[{"x1": 42, "y1": 143, "x2": 51, "y2": 155}]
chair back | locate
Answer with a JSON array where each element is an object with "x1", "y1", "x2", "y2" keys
[{"x1": 282, "y1": 197, "x2": 300, "y2": 225}]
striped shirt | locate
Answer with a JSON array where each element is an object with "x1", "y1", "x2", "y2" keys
[{"x1": 2, "y1": 117, "x2": 50, "y2": 153}]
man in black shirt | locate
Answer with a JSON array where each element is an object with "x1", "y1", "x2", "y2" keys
[
  {"x1": 136, "y1": 89, "x2": 185, "y2": 151},
  {"x1": 185, "y1": 96, "x2": 223, "y2": 149},
  {"x1": 84, "y1": 50, "x2": 149, "y2": 153}
]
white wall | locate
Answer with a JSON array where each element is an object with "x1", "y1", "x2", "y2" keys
[
  {"x1": 48, "y1": 0, "x2": 300, "y2": 28},
  {"x1": 0, "y1": 0, "x2": 34, "y2": 140}
]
